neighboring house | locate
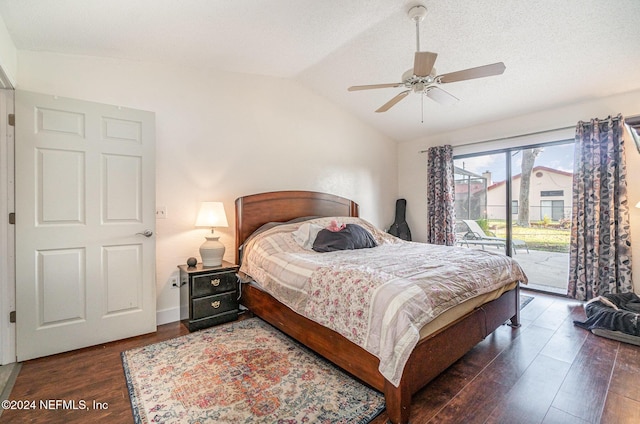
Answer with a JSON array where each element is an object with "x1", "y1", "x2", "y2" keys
[{"x1": 486, "y1": 166, "x2": 573, "y2": 221}]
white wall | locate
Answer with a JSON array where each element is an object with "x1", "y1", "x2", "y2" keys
[
  {"x1": 399, "y1": 89, "x2": 640, "y2": 292},
  {"x1": 0, "y1": 13, "x2": 16, "y2": 86},
  {"x1": 16, "y1": 50, "x2": 399, "y2": 324}
]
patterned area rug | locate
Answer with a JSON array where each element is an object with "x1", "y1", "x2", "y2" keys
[{"x1": 121, "y1": 318, "x2": 385, "y2": 423}]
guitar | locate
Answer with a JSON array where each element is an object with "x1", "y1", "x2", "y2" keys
[{"x1": 388, "y1": 198, "x2": 412, "y2": 241}]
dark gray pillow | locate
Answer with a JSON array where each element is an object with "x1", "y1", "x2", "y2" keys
[{"x1": 312, "y1": 224, "x2": 377, "y2": 252}]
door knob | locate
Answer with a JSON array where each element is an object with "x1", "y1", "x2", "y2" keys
[{"x1": 136, "y1": 230, "x2": 154, "y2": 238}]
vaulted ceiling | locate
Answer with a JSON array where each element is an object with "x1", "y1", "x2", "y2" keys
[{"x1": 1, "y1": 0, "x2": 639, "y2": 142}]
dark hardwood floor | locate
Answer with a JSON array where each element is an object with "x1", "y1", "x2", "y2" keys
[{"x1": 2, "y1": 289, "x2": 639, "y2": 424}]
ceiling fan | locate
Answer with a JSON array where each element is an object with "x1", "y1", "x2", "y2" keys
[{"x1": 348, "y1": 5, "x2": 506, "y2": 113}]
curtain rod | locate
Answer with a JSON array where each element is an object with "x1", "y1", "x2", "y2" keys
[{"x1": 419, "y1": 125, "x2": 576, "y2": 153}]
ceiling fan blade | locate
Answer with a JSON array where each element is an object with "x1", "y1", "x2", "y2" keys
[
  {"x1": 438, "y1": 62, "x2": 506, "y2": 84},
  {"x1": 426, "y1": 86, "x2": 459, "y2": 105},
  {"x1": 413, "y1": 51, "x2": 438, "y2": 77},
  {"x1": 348, "y1": 83, "x2": 403, "y2": 91},
  {"x1": 375, "y1": 90, "x2": 410, "y2": 113}
]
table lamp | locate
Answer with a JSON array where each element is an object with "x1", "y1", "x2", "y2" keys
[{"x1": 195, "y1": 201, "x2": 229, "y2": 267}]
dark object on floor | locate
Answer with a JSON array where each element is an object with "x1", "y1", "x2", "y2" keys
[
  {"x1": 388, "y1": 198, "x2": 411, "y2": 241},
  {"x1": 574, "y1": 292, "x2": 640, "y2": 345}
]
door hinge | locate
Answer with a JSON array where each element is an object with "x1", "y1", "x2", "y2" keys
[
  {"x1": 9, "y1": 311, "x2": 15, "y2": 323},
  {"x1": 8, "y1": 113, "x2": 14, "y2": 127},
  {"x1": 9, "y1": 212, "x2": 15, "y2": 224}
]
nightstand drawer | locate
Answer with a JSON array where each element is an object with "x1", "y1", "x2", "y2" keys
[
  {"x1": 192, "y1": 292, "x2": 237, "y2": 320},
  {"x1": 192, "y1": 272, "x2": 237, "y2": 297}
]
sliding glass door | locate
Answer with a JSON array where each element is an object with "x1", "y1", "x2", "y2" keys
[{"x1": 454, "y1": 141, "x2": 574, "y2": 294}]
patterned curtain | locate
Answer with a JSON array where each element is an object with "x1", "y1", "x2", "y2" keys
[
  {"x1": 426, "y1": 145, "x2": 456, "y2": 245},
  {"x1": 568, "y1": 114, "x2": 633, "y2": 300}
]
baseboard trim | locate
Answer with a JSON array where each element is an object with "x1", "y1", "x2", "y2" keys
[
  {"x1": 0, "y1": 362, "x2": 21, "y2": 417},
  {"x1": 156, "y1": 307, "x2": 180, "y2": 326}
]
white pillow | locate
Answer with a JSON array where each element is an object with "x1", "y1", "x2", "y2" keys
[{"x1": 292, "y1": 223, "x2": 324, "y2": 250}]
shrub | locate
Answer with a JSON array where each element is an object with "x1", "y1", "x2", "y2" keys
[
  {"x1": 559, "y1": 217, "x2": 571, "y2": 229},
  {"x1": 476, "y1": 219, "x2": 489, "y2": 232}
]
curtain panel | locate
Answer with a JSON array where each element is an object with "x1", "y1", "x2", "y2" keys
[
  {"x1": 426, "y1": 145, "x2": 456, "y2": 245},
  {"x1": 568, "y1": 114, "x2": 633, "y2": 300}
]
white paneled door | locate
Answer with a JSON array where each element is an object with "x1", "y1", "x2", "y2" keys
[{"x1": 15, "y1": 91, "x2": 156, "y2": 361}]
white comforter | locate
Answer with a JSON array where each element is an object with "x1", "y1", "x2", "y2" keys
[{"x1": 239, "y1": 217, "x2": 527, "y2": 386}]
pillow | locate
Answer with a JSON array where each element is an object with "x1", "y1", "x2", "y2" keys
[
  {"x1": 292, "y1": 223, "x2": 324, "y2": 250},
  {"x1": 312, "y1": 224, "x2": 378, "y2": 252},
  {"x1": 239, "y1": 216, "x2": 320, "y2": 263}
]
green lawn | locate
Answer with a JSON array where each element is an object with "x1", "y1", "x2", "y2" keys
[{"x1": 486, "y1": 220, "x2": 571, "y2": 253}]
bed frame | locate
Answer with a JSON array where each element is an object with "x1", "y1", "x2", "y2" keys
[{"x1": 235, "y1": 190, "x2": 520, "y2": 424}]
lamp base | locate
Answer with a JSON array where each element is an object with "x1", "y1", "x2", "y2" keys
[{"x1": 199, "y1": 235, "x2": 225, "y2": 267}]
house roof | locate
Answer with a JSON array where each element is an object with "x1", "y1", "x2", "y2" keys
[
  {"x1": 488, "y1": 166, "x2": 573, "y2": 190},
  {"x1": 0, "y1": 0, "x2": 639, "y2": 142}
]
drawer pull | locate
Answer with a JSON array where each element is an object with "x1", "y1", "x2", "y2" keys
[
  {"x1": 211, "y1": 279, "x2": 221, "y2": 287},
  {"x1": 211, "y1": 301, "x2": 221, "y2": 309}
]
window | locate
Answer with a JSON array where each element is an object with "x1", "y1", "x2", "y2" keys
[
  {"x1": 540, "y1": 200, "x2": 564, "y2": 221},
  {"x1": 541, "y1": 190, "x2": 563, "y2": 197},
  {"x1": 453, "y1": 139, "x2": 574, "y2": 294},
  {"x1": 625, "y1": 115, "x2": 640, "y2": 153}
]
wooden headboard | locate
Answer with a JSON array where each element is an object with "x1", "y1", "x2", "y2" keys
[{"x1": 234, "y1": 190, "x2": 359, "y2": 264}]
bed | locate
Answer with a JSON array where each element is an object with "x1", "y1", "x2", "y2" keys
[{"x1": 235, "y1": 190, "x2": 525, "y2": 424}]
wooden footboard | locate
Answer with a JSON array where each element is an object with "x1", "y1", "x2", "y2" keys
[
  {"x1": 240, "y1": 283, "x2": 519, "y2": 424},
  {"x1": 384, "y1": 285, "x2": 519, "y2": 423}
]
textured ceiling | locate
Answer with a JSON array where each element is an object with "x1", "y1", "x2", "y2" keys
[{"x1": 1, "y1": 0, "x2": 639, "y2": 142}]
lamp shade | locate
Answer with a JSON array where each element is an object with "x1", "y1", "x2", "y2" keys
[
  {"x1": 195, "y1": 202, "x2": 229, "y2": 228},
  {"x1": 195, "y1": 202, "x2": 228, "y2": 267},
  {"x1": 636, "y1": 201, "x2": 640, "y2": 209}
]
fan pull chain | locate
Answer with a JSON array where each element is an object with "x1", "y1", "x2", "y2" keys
[{"x1": 421, "y1": 92, "x2": 424, "y2": 123}]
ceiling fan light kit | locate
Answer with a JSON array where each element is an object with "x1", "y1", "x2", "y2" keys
[{"x1": 348, "y1": 4, "x2": 506, "y2": 114}]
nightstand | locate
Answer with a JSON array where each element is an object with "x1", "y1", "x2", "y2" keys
[{"x1": 179, "y1": 261, "x2": 240, "y2": 331}]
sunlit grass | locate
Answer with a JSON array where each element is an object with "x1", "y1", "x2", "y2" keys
[{"x1": 487, "y1": 220, "x2": 570, "y2": 253}]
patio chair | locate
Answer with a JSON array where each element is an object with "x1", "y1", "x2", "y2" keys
[
  {"x1": 461, "y1": 220, "x2": 529, "y2": 254},
  {"x1": 456, "y1": 236, "x2": 505, "y2": 251}
]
